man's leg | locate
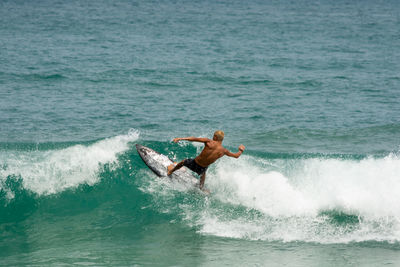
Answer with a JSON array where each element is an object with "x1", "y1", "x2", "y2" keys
[
  {"x1": 199, "y1": 172, "x2": 206, "y2": 189},
  {"x1": 167, "y1": 160, "x2": 185, "y2": 175}
]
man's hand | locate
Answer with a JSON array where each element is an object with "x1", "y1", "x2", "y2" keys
[
  {"x1": 173, "y1": 138, "x2": 181, "y2": 143},
  {"x1": 238, "y1": 145, "x2": 245, "y2": 152}
]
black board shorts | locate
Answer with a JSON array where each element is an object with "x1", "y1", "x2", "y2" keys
[{"x1": 183, "y1": 158, "x2": 208, "y2": 176}]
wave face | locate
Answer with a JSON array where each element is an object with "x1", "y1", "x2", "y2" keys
[
  {"x1": 3, "y1": 132, "x2": 399, "y2": 245},
  {"x1": 0, "y1": 130, "x2": 140, "y2": 223}
]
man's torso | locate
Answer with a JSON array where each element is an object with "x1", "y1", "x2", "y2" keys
[{"x1": 195, "y1": 140, "x2": 225, "y2": 167}]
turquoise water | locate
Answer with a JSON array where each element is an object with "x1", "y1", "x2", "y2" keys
[{"x1": 1, "y1": 0, "x2": 400, "y2": 265}]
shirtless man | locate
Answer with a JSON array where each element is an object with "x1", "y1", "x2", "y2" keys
[{"x1": 167, "y1": 130, "x2": 245, "y2": 190}]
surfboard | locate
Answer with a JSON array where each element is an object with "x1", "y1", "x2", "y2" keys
[{"x1": 136, "y1": 144, "x2": 199, "y2": 186}]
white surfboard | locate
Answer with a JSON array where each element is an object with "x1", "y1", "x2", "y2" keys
[{"x1": 136, "y1": 144, "x2": 199, "y2": 186}]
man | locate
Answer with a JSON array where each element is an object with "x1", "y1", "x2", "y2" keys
[{"x1": 167, "y1": 130, "x2": 245, "y2": 190}]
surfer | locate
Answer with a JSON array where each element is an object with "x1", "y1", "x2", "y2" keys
[{"x1": 167, "y1": 130, "x2": 245, "y2": 190}]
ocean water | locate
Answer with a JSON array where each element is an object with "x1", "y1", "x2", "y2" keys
[{"x1": 1, "y1": 0, "x2": 400, "y2": 265}]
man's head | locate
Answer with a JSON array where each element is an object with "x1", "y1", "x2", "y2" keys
[{"x1": 213, "y1": 130, "x2": 224, "y2": 141}]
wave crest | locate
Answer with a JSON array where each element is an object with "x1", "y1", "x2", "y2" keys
[{"x1": 0, "y1": 130, "x2": 139, "y2": 197}]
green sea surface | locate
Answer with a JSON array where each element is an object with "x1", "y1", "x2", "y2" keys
[{"x1": 1, "y1": 0, "x2": 400, "y2": 266}]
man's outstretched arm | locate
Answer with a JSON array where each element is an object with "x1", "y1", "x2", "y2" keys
[
  {"x1": 225, "y1": 145, "x2": 245, "y2": 158},
  {"x1": 173, "y1": 137, "x2": 210, "y2": 143}
]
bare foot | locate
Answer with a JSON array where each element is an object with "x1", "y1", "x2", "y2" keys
[{"x1": 167, "y1": 164, "x2": 175, "y2": 175}]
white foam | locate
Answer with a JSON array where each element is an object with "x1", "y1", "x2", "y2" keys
[
  {"x1": 0, "y1": 129, "x2": 139, "y2": 196},
  {"x1": 194, "y1": 153, "x2": 400, "y2": 243},
  {"x1": 211, "y1": 156, "x2": 317, "y2": 217}
]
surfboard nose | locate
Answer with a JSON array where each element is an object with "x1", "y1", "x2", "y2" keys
[
  {"x1": 136, "y1": 144, "x2": 146, "y2": 154},
  {"x1": 136, "y1": 144, "x2": 150, "y2": 158}
]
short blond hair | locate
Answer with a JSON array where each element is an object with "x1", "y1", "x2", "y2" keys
[{"x1": 214, "y1": 130, "x2": 224, "y2": 141}]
